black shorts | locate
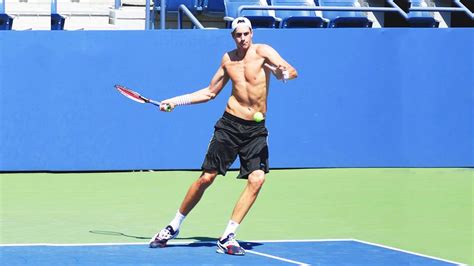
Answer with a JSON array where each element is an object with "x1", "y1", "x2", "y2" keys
[{"x1": 201, "y1": 112, "x2": 269, "y2": 179}]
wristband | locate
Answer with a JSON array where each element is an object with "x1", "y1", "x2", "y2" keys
[
  {"x1": 174, "y1": 94, "x2": 192, "y2": 106},
  {"x1": 282, "y1": 70, "x2": 289, "y2": 80}
]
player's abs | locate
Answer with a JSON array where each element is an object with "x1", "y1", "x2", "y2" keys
[{"x1": 225, "y1": 82, "x2": 268, "y2": 121}]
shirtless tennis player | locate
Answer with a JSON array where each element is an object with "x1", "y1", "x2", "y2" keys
[{"x1": 149, "y1": 17, "x2": 298, "y2": 256}]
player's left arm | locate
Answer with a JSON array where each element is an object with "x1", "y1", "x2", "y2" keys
[
  {"x1": 257, "y1": 44, "x2": 298, "y2": 81},
  {"x1": 159, "y1": 54, "x2": 230, "y2": 112}
]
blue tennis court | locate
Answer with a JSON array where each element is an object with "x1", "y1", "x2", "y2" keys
[{"x1": 1, "y1": 239, "x2": 463, "y2": 265}]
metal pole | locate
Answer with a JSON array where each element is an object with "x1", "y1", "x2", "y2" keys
[
  {"x1": 51, "y1": 0, "x2": 57, "y2": 14},
  {"x1": 115, "y1": 0, "x2": 121, "y2": 10},
  {"x1": 0, "y1": 0, "x2": 5, "y2": 14},
  {"x1": 386, "y1": 0, "x2": 408, "y2": 19},
  {"x1": 178, "y1": 4, "x2": 204, "y2": 29},
  {"x1": 145, "y1": 0, "x2": 150, "y2": 30},
  {"x1": 160, "y1": 0, "x2": 166, "y2": 29}
]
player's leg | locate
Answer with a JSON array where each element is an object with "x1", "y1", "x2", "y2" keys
[
  {"x1": 179, "y1": 170, "x2": 218, "y2": 215},
  {"x1": 217, "y1": 124, "x2": 269, "y2": 255},
  {"x1": 150, "y1": 116, "x2": 238, "y2": 248},
  {"x1": 149, "y1": 171, "x2": 218, "y2": 248},
  {"x1": 230, "y1": 169, "x2": 265, "y2": 223},
  {"x1": 216, "y1": 170, "x2": 265, "y2": 255}
]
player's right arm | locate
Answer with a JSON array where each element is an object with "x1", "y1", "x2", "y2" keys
[
  {"x1": 160, "y1": 54, "x2": 230, "y2": 111},
  {"x1": 258, "y1": 44, "x2": 297, "y2": 81}
]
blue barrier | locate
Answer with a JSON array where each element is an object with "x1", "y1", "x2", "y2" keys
[{"x1": 0, "y1": 29, "x2": 473, "y2": 171}]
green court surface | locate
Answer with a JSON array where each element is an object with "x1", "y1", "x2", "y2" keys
[{"x1": 1, "y1": 168, "x2": 472, "y2": 264}]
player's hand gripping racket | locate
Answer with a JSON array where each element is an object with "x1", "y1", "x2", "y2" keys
[{"x1": 115, "y1": 84, "x2": 171, "y2": 111}]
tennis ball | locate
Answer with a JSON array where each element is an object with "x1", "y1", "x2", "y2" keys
[{"x1": 253, "y1": 112, "x2": 264, "y2": 122}]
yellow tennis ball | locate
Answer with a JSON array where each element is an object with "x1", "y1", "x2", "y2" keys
[{"x1": 253, "y1": 112, "x2": 264, "y2": 122}]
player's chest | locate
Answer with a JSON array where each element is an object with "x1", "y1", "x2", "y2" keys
[{"x1": 225, "y1": 59, "x2": 265, "y2": 82}]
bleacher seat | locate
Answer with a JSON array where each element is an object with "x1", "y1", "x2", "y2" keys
[
  {"x1": 406, "y1": 0, "x2": 439, "y2": 27},
  {"x1": 271, "y1": 0, "x2": 327, "y2": 28},
  {"x1": 318, "y1": 0, "x2": 372, "y2": 28},
  {"x1": 0, "y1": 13, "x2": 13, "y2": 30},
  {"x1": 155, "y1": 0, "x2": 201, "y2": 12},
  {"x1": 51, "y1": 13, "x2": 66, "y2": 30},
  {"x1": 202, "y1": 0, "x2": 226, "y2": 17},
  {"x1": 224, "y1": 0, "x2": 276, "y2": 28}
]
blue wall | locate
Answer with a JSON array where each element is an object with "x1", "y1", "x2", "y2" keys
[{"x1": 0, "y1": 29, "x2": 473, "y2": 171}]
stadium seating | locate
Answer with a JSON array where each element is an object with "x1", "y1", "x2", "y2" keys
[
  {"x1": 202, "y1": 0, "x2": 226, "y2": 17},
  {"x1": 318, "y1": 0, "x2": 372, "y2": 27},
  {"x1": 51, "y1": 13, "x2": 66, "y2": 30},
  {"x1": 224, "y1": 0, "x2": 277, "y2": 28},
  {"x1": 271, "y1": 0, "x2": 327, "y2": 28},
  {"x1": 155, "y1": 0, "x2": 202, "y2": 13},
  {"x1": 406, "y1": 0, "x2": 439, "y2": 27},
  {"x1": 0, "y1": 13, "x2": 13, "y2": 30}
]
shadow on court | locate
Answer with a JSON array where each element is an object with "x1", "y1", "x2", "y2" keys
[
  {"x1": 167, "y1": 241, "x2": 263, "y2": 250},
  {"x1": 88, "y1": 230, "x2": 263, "y2": 250},
  {"x1": 89, "y1": 230, "x2": 149, "y2": 240}
]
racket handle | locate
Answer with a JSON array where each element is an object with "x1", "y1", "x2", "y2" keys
[{"x1": 150, "y1": 99, "x2": 171, "y2": 111}]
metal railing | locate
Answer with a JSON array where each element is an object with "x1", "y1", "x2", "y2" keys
[
  {"x1": 237, "y1": 0, "x2": 474, "y2": 20},
  {"x1": 113, "y1": 0, "x2": 474, "y2": 30},
  {"x1": 178, "y1": 4, "x2": 205, "y2": 29}
]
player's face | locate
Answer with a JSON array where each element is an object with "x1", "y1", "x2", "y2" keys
[{"x1": 232, "y1": 27, "x2": 252, "y2": 50}]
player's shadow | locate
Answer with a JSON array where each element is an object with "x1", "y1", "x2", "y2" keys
[
  {"x1": 88, "y1": 231, "x2": 262, "y2": 250},
  {"x1": 170, "y1": 237, "x2": 263, "y2": 250}
]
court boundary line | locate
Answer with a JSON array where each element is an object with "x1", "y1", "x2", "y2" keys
[
  {"x1": 0, "y1": 238, "x2": 352, "y2": 247},
  {"x1": 0, "y1": 239, "x2": 465, "y2": 265},
  {"x1": 352, "y1": 239, "x2": 466, "y2": 266},
  {"x1": 245, "y1": 249, "x2": 309, "y2": 265}
]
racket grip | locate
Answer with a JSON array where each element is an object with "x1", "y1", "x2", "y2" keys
[{"x1": 282, "y1": 70, "x2": 289, "y2": 83}]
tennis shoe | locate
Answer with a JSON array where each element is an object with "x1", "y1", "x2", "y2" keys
[
  {"x1": 216, "y1": 233, "x2": 245, "y2": 256},
  {"x1": 149, "y1": 225, "x2": 179, "y2": 248}
]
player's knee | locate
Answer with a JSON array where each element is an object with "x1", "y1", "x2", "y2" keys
[
  {"x1": 198, "y1": 171, "x2": 217, "y2": 188},
  {"x1": 248, "y1": 170, "x2": 265, "y2": 189}
]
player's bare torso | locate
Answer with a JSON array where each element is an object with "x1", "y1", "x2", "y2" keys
[{"x1": 223, "y1": 44, "x2": 270, "y2": 121}]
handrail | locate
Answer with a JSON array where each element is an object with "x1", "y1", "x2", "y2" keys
[
  {"x1": 178, "y1": 4, "x2": 204, "y2": 29},
  {"x1": 238, "y1": 3, "x2": 474, "y2": 19},
  {"x1": 238, "y1": 5, "x2": 404, "y2": 16},
  {"x1": 410, "y1": 7, "x2": 470, "y2": 12},
  {"x1": 454, "y1": 0, "x2": 474, "y2": 19}
]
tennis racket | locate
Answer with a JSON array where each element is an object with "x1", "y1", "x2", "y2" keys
[{"x1": 115, "y1": 84, "x2": 171, "y2": 111}]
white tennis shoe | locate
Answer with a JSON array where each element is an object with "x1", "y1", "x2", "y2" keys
[
  {"x1": 216, "y1": 233, "x2": 245, "y2": 256},
  {"x1": 149, "y1": 225, "x2": 179, "y2": 248}
]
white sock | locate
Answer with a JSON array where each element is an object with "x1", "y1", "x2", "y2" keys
[
  {"x1": 221, "y1": 220, "x2": 239, "y2": 240},
  {"x1": 169, "y1": 210, "x2": 186, "y2": 231}
]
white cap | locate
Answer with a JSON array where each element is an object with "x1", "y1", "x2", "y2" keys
[{"x1": 231, "y1": 17, "x2": 252, "y2": 32}]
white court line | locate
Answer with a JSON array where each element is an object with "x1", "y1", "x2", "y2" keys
[
  {"x1": 0, "y1": 239, "x2": 466, "y2": 265},
  {"x1": 353, "y1": 239, "x2": 465, "y2": 266},
  {"x1": 247, "y1": 239, "x2": 354, "y2": 243},
  {"x1": 0, "y1": 239, "x2": 350, "y2": 247},
  {"x1": 0, "y1": 242, "x2": 147, "y2": 247},
  {"x1": 245, "y1": 249, "x2": 309, "y2": 266}
]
